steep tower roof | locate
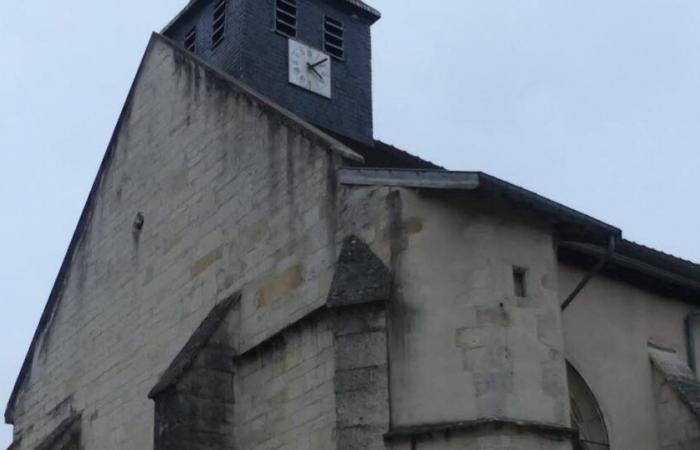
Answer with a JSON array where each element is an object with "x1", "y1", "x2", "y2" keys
[{"x1": 164, "y1": 0, "x2": 381, "y2": 34}]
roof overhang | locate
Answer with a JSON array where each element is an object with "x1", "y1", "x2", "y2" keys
[
  {"x1": 560, "y1": 241, "x2": 700, "y2": 302},
  {"x1": 338, "y1": 167, "x2": 622, "y2": 240},
  {"x1": 340, "y1": 167, "x2": 700, "y2": 302},
  {"x1": 163, "y1": 0, "x2": 381, "y2": 35}
]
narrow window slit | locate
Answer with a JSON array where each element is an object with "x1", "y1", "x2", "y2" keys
[
  {"x1": 324, "y1": 16, "x2": 344, "y2": 59},
  {"x1": 513, "y1": 267, "x2": 527, "y2": 298}
]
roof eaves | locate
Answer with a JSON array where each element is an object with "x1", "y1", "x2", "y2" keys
[
  {"x1": 343, "y1": 0, "x2": 381, "y2": 20},
  {"x1": 560, "y1": 240, "x2": 700, "y2": 296},
  {"x1": 619, "y1": 240, "x2": 700, "y2": 275},
  {"x1": 476, "y1": 172, "x2": 621, "y2": 237},
  {"x1": 338, "y1": 168, "x2": 621, "y2": 238},
  {"x1": 162, "y1": 0, "x2": 381, "y2": 34}
]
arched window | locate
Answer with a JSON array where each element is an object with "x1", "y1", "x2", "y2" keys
[{"x1": 568, "y1": 362, "x2": 610, "y2": 449}]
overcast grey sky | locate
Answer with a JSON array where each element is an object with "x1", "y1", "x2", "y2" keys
[{"x1": 2, "y1": 0, "x2": 700, "y2": 445}]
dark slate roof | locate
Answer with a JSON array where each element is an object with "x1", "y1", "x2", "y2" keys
[
  {"x1": 321, "y1": 128, "x2": 444, "y2": 170},
  {"x1": 649, "y1": 345, "x2": 700, "y2": 418},
  {"x1": 163, "y1": 0, "x2": 380, "y2": 34},
  {"x1": 149, "y1": 294, "x2": 239, "y2": 398}
]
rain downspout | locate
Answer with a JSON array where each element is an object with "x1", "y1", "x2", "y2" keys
[
  {"x1": 685, "y1": 312, "x2": 700, "y2": 375},
  {"x1": 561, "y1": 236, "x2": 617, "y2": 311}
]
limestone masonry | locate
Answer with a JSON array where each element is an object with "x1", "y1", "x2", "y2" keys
[{"x1": 6, "y1": 1, "x2": 700, "y2": 449}]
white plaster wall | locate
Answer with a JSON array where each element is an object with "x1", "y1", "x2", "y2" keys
[{"x1": 388, "y1": 189, "x2": 570, "y2": 442}]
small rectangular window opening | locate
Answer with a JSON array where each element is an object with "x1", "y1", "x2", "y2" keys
[
  {"x1": 513, "y1": 267, "x2": 527, "y2": 298},
  {"x1": 324, "y1": 16, "x2": 344, "y2": 60},
  {"x1": 212, "y1": 0, "x2": 227, "y2": 48},
  {"x1": 185, "y1": 27, "x2": 197, "y2": 53},
  {"x1": 275, "y1": 0, "x2": 297, "y2": 37}
]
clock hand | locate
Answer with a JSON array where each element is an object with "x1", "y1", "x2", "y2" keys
[
  {"x1": 310, "y1": 58, "x2": 329, "y2": 69},
  {"x1": 307, "y1": 63, "x2": 324, "y2": 80}
]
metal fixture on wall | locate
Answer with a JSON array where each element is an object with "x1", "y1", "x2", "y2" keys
[
  {"x1": 685, "y1": 312, "x2": 700, "y2": 374},
  {"x1": 561, "y1": 236, "x2": 617, "y2": 311}
]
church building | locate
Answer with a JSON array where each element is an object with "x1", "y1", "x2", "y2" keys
[{"x1": 6, "y1": 1, "x2": 700, "y2": 449}]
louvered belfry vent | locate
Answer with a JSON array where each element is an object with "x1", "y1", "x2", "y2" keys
[
  {"x1": 324, "y1": 16, "x2": 344, "y2": 59},
  {"x1": 212, "y1": 0, "x2": 227, "y2": 48},
  {"x1": 275, "y1": 0, "x2": 297, "y2": 37}
]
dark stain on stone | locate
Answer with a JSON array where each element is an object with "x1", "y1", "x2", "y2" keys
[
  {"x1": 47, "y1": 395, "x2": 74, "y2": 420},
  {"x1": 35, "y1": 414, "x2": 82, "y2": 450},
  {"x1": 386, "y1": 190, "x2": 417, "y2": 360},
  {"x1": 323, "y1": 152, "x2": 340, "y2": 260}
]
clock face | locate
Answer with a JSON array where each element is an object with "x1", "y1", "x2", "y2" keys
[{"x1": 289, "y1": 39, "x2": 332, "y2": 99}]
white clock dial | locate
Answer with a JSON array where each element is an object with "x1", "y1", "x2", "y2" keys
[{"x1": 289, "y1": 39, "x2": 332, "y2": 99}]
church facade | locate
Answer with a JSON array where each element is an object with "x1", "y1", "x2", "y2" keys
[{"x1": 6, "y1": 1, "x2": 700, "y2": 449}]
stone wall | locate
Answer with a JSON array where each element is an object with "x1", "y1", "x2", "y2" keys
[
  {"x1": 7, "y1": 35, "x2": 352, "y2": 449},
  {"x1": 234, "y1": 312, "x2": 336, "y2": 449},
  {"x1": 151, "y1": 296, "x2": 239, "y2": 450}
]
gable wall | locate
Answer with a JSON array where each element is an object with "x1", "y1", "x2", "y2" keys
[{"x1": 9, "y1": 37, "x2": 348, "y2": 449}]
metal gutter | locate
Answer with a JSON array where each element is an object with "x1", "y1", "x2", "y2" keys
[
  {"x1": 686, "y1": 312, "x2": 700, "y2": 374},
  {"x1": 561, "y1": 236, "x2": 617, "y2": 311},
  {"x1": 559, "y1": 241, "x2": 700, "y2": 295}
]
